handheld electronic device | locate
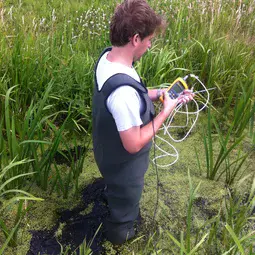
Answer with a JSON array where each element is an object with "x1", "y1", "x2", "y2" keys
[{"x1": 159, "y1": 76, "x2": 189, "y2": 102}]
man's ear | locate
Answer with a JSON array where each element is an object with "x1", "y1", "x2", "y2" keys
[{"x1": 130, "y1": 34, "x2": 140, "y2": 46}]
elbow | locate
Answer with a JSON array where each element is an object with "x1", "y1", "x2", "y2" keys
[
  {"x1": 123, "y1": 144, "x2": 142, "y2": 154},
  {"x1": 126, "y1": 147, "x2": 141, "y2": 154}
]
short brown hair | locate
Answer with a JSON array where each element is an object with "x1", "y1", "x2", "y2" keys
[{"x1": 110, "y1": 0, "x2": 164, "y2": 46}]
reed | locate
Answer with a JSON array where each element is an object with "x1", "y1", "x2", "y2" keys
[
  {"x1": 0, "y1": 158, "x2": 43, "y2": 252},
  {"x1": 249, "y1": 102, "x2": 255, "y2": 145},
  {"x1": 197, "y1": 107, "x2": 249, "y2": 185},
  {"x1": 2, "y1": 81, "x2": 88, "y2": 196},
  {"x1": 50, "y1": 137, "x2": 90, "y2": 199}
]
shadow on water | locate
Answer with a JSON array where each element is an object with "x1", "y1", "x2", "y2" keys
[
  {"x1": 53, "y1": 146, "x2": 86, "y2": 167},
  {"x1": 27, "y1": 178, "x2": 109, "y2": 255}
]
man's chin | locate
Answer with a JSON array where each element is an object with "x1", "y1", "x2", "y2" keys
[{"x1": 134, "y1": 51, "x2": 148, "y2": 62}]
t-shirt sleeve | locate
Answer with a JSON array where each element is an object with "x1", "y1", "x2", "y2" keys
[{"x1": 107, "y1": 86, "x2": 143, "y2": 131}]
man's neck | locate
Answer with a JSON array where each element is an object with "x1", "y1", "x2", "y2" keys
[{"x1": 106, "y1": 46, "x2": 134, "y2": 68}]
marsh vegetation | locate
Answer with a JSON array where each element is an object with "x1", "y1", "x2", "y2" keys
[{"x1": 0, "y1": 0, "x2": 255, "y2": 254}]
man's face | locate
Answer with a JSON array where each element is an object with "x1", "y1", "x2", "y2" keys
[{"x1": 133, "y1": 34, "x2": 154, "y2": 62}]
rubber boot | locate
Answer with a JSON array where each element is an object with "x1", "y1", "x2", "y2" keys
[{"x1": 104, "y1": 220, "x2": 135, "y2": 245}]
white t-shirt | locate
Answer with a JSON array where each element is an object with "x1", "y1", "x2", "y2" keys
[{"x1": 96, "y1": 52, "x2": 143, "y2": 131}]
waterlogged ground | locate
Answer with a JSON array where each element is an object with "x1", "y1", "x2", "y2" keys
[{"x1": 2, "y1": 114, "x2": 255, "y2": 255}]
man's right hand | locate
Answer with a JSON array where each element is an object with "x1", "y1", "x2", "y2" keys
[{"x1": 162, "y1": 91, "x2": 178, "y2": 117}]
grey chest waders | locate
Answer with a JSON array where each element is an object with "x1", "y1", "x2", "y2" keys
[{"x1": 92, "y1": 47, "x2": 155, "y2": 244}]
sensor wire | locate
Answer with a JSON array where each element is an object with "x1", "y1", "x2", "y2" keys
[{"x1": 152, "y1": 74, "x2": 212, "y2": 168}]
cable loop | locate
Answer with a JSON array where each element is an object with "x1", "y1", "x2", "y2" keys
[{"x1": 152, "y1": 74, "x2": 211, "y2": 168}]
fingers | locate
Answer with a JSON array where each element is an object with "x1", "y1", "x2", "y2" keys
[
  {"x1": 163, "y1": 91, "x2": 178, "y2": 103},
  {"x1": 162, "y1": 91, "x2": 171, "y2": 102},
  {"x1": 182, "y1": 89, "x2": 193, "y2": 93},
  {"x1": 163, "y1": 91, "x2": 192, "y2": 105},
  {"x1": 182, "y1": 89, "x2": 194, "y2": 96},
  {"x1": 163, "y1": 91, "x2": 195, "y2": 105},
  {"x1": 177, "y1": 94, "x2": 194, "y2": 104},
  {"x1": 181, "y1": 90, "x2": 194, "y2": 103},
  {"x1": 163, "y1": 91, "x2": 178, "y2": 108}
]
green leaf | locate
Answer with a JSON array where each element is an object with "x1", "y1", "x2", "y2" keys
[
  {"x1": 189, "y1": 233, "x2": 208, "y2": 255},
  {"x1": 225, "y1": 223, "x2": 245, "y2": 255},
  {"x1": 167, "y1": 231, "x2": 187, "y2": 254}
]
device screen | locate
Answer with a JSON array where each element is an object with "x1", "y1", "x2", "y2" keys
[{"x1": 172, "y1": 82, "x2": 184, "y2": 94}]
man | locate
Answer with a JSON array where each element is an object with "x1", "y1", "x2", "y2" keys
[{"x1": 92, "y1": 0, "x2": 193, "y2": 245}]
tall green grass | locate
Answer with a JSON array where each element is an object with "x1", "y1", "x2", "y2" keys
[
  {"x1": 0, "y1": 0, "x2": 255, "y2": 254},
  {"x1": 197, "y1": 108, "x2": 249, "y2": 185},
  {"x1": 1, "y1": 81, "x2": 89, "y2": 196},
  {"x1": 146, "y1": 0, "x2": 255, "y2": 112},
  {"x1": 249, "y1": 102, "x2": 255, "y2": 145}
]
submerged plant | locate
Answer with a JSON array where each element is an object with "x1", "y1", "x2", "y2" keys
[
  {"x1": 204, "y1": 175, "x2": 255, "y2": 255},
  {"x1": 164, "y1": 171, "x2": 255, "y2": 255},
  {"x1": 167, "y1": 169, "x2": 208, "y2": 255}
]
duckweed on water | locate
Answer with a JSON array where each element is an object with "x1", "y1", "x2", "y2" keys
[{"x1": 1, "y1": 122, "x2": 255, "y2": 254}]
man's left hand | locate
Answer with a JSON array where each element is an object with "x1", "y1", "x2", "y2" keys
[{"x1": 177, "y1": 90, "x2": 194, "y2": 104}]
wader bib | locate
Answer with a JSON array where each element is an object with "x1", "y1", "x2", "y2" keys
[{"x1": 92, "y1": 48, "x2": 155, "y2": 244}]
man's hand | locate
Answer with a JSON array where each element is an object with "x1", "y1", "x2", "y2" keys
[
  {"x1": 119, "y1": 90, "x2": 194, "y2": 154},
  {"x1": 162, "y1": 91, "x2": 178, "y2": 117},
  {"x1": 177, "y1": 90, "x2": 194, "y2": 104}
]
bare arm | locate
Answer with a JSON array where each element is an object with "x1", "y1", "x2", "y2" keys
[
  {"x1": 119, "y1": 90, "x2": 194, "y2": 153},
  {"x1": 148, "y1": 88, "x2": 165, "y2": 101},
  {"x1": 119, "y1": 91, "x2": 176, "y2": 153}
]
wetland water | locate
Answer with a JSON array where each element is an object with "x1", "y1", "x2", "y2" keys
[{"x1": 27, "y1": 179, "x2": 108, "y2": 255}]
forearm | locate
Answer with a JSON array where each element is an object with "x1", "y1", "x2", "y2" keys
[
  {"x1": 139, "y1": 109, "x2": 171, "y2": 147},
  {"x1": 148, "y1": 89, "x2": 162, "y2": 101},
  {"x1": 119, "y1": 90, "x2": 194, "y2": 154},
  {"x1": 120, "y1": 107, "x2": 175, "y2": 154},
  {"x1": 140, "y1": 90, "x2": 195, "y2": 146}
]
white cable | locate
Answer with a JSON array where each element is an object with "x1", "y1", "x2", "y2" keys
[
  {"x1": 152, "y1": 134, "x2": 179, "y2": 168},
  {"x1": 152, "y1": 74, "x2": 211, "y2": 168},
  {"x1": 175, "y1": 74, "x2": 210, "y2": 114}
]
